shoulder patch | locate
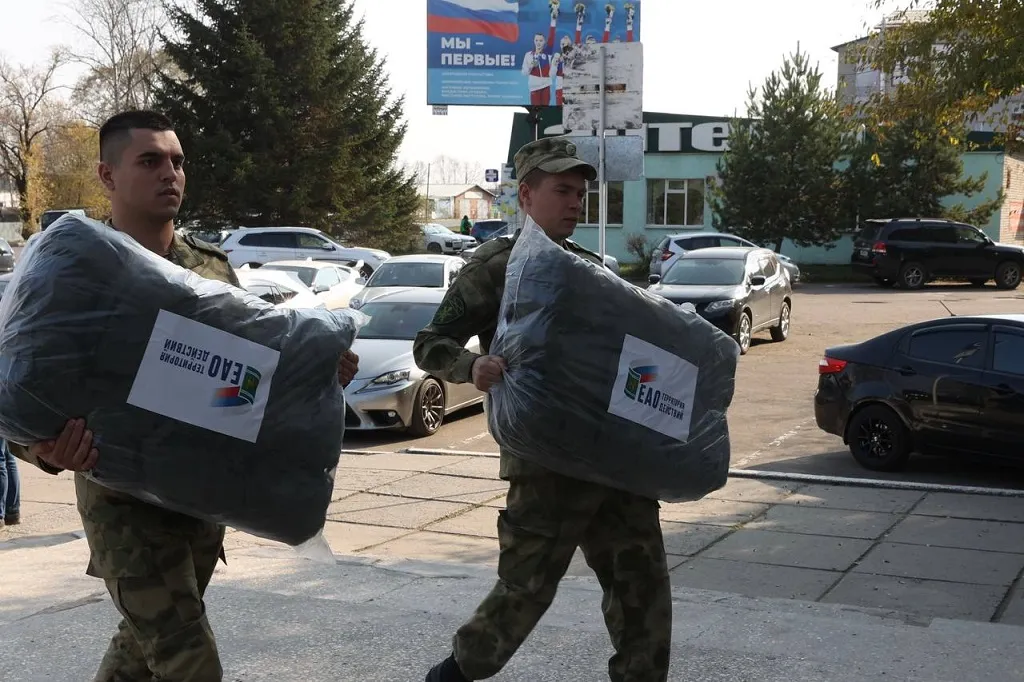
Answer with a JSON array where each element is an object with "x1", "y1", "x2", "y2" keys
[
  {"x1": 184, "y1": 234, "x2": 230, "y2": 261},
  {"x1": 433, "y1": 292, "x2": 467, "y2": 325}
]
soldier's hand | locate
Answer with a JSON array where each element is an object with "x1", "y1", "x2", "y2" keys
[
  {"x1": 338, "y1": 350, "x2": 359, "y2": 387},
  {"x1": 29, "y1": 418, "x2": 98, "y2": 472},
  {"x1": 472, "y1": 355, "x2": 507, "y2": 392}
]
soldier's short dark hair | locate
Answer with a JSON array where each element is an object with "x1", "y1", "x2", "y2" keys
[{"x1": 99, "y1": 110, "x2": 175, "y2": 165}]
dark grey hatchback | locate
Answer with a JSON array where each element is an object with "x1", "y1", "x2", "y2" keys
[
  {"x1": 647, "y1": 247, "x2": 793, "y2": 354},
  {"x1": 0, "y1": 239, "x2": 15, "y2": 274}
]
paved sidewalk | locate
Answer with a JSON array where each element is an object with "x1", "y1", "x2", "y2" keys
[
  {"x1": 3, "y1": 540, "x2": 1023, "y2": 681},
  {"x1": 7, "y1": 448, "x2": 1024, "y2": 627}
]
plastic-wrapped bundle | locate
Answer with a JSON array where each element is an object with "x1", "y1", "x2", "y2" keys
[
  {"x1": 0, "y1": 215, "x2": 367, "y2": 546},
  {"x1": 487, "y1": 219, "x2": 739, "y2": 502}
]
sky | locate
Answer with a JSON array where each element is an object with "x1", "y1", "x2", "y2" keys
[{"x1": 1, "y1": 0, "x2": 903, "y2": 174}]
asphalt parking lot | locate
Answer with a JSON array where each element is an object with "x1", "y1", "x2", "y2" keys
[{"x1": 345, "y1": 281, "x2": 1024, "y2": 490}]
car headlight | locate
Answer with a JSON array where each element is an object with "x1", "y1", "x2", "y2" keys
[
  {"x1": 350, "y1": 298, "x2": 363, "y2": 309},
  {"x1": 704, "y1": 299, "x2": 738, "y2": 313},
  {"x1": 357, "y1": 369, "x2": 412, "y2": 392}
]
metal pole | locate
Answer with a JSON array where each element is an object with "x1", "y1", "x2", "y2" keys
[
  {"x1": 598, "y1": 44, "x2": 607, "y2": 262},
  {"x1": 425, "y1": 164, "x2": 431, "y2": 222}
]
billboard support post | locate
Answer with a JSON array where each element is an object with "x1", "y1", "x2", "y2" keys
[{"x1": 598, "y1": 45, "x2": 607, "y2": 262}]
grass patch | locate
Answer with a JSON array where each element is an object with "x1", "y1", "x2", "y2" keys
[
  {"x1": 797, "y1": 264, "x2": 873, "y2": 284},
  {"x1": 619, "y1": 261, "x2": 650, "y2": 284}
]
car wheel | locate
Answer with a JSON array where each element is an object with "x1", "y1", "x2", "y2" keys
[
  {"x1": 847, "y1": 404, "x2": 911, "y2": 472},
  {"x1": 968, "y1": 278, "x2": 988, "y2": 287},
  {"x1": 734, "y1": 311, "x2": 752, "y2": 355},
  {"x1": 898, "y1": 262, "x2": 926, "y2": 290},
  {"x1": 770, "y1": 301, "x2": 790, "y2": 342},
  {"x1": 408, "y1": 378, "x2": 445, "y2": 437},
  {"x1": 995, "y1": 261, "x2": 1022, "y2": 290},
  {"x1": 873, "y1": 277, "x2": 895, "y2": 288},
  {"x1": 426, "y1": 242, "x2": 443, "y2": 254}
]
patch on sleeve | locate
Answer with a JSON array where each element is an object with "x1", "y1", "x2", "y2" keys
[{"x1": 434, "y1": 292, "x2": 467, "y2": 325}]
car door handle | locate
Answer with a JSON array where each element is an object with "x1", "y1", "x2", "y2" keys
[
  {"x1": 897, "y1": 366, "x2": 916, "y2": 377},
  {"x1": 992, "y1": 383, "x2": 1016, "y2": 396}
]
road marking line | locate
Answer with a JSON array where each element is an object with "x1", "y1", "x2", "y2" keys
[{"x1": 733, "y1": 419, "x2": 813, "y2": 468}]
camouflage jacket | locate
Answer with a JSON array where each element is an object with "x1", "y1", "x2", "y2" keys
[
  {"x1": 11, "y1": 230, "x2": 239, "y2": 474},
  {"x1": 413, "y1": 227, "x2": 603, "y2": 384}
]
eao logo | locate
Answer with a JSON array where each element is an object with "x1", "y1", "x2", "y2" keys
[
  {"x1": 209, "y1": 355, "x2": 262, "y2": 408},
  {"x1": 624, "y1": 363, "x2": 658, "y2": 403}
]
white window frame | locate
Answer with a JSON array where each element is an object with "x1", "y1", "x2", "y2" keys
[
  {"x1": 647, "y1": 178, "x2": 706, "y2": 228},
  {"x1": 579, "y1": 181, "x2": 624, "y2": 226}
]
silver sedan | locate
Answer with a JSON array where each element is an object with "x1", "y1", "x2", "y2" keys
[{"x1": 344, "y1": 288, "x2": 485, "y2": 436}]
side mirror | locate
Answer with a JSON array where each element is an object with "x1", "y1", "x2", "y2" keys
[
  {"x1": 312, "y1": 283, "x2": 327, "y2": 293},
  {"x1": 321, "y1": 243, "x2": 335, "y2": 251},
  {"x1": 356, "y1": 277, "x2": 366, "y2": 286},
  {"x1": 750, "y1": 275, "x2": 766, "y2": 287},
  {"x1": 648, "y1": 274, "x2": 661, "y2": 285}
]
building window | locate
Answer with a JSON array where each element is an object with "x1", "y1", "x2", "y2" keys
[
  {"x1": 581, "y1": 181, "x2": 624, "y2": 225},
  {"x1": 647, "y1": 179, "x2": 705, "y2": 227}
]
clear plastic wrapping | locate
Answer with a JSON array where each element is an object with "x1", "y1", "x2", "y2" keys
[
  {"x1": 487, "y1": 218, "x2": 739, "y2": 502},
  {"x1": 0, "y1": 215, "x2": 367, "y2": 546}
]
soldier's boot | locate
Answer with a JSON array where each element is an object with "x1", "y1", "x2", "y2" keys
[
  {"x1": 5, "y1": 512, "x2": 18, "y2": 525},
  {"x1": 425, "y1": 653, "x2": 471, "y2": 682}
]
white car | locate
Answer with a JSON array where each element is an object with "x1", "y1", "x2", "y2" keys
[
  {"x1": 220, "y1": 226, "x2": 390, "y2": 278},
  {"x1": 421, "y1": 223, "x2": 476, "y2": 254},
  {"x1": 235, "y1": 268, "x2": 325, "y2": 309},
  {"x1": 650, "y1": 232, "x2": 801, "y2": 283},
  {"x1": 349, "y1": 254, "x2": 466, "y2": 310},
  {"x1": 258, "y1": 260, "x2": 365, "y2": 310}
]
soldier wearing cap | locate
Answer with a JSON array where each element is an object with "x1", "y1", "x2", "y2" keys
[{"x1": 415, "y1": 136, "x2": 672, "y2": 682}]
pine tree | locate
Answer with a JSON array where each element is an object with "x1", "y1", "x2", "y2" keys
[
  {"x1": 710, "y1": 48, "x2": 846, "y2": 252},
  {"x1": 840, "y1": 112, "x2": 1004, "y2": 230},
  {"x1": 154, "y1": 0, "x2": 419, "y2": 251}
]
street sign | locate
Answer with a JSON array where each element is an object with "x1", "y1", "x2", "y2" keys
[
  {"x1": 562, "y1": 42, "x2": 643, "y2": 133},
  {"x1": 485, "y1": 168, "x2": 499, "y2": 183},
  {"x1": 568, "y1": 136, "x2": 644, "y2": 182},
  {"x1": 432, "y1": 105, "x2": 448, "y2": 116}
]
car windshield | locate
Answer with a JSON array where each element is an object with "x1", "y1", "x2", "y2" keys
[
  {"x1": 262, "y1": 265, "x2": 317, "y2": 287},
  {"x1": 424, "y1": 225, "x2": 451, "y2": 235},
  {"x1": 663, "y1": 258, "x2": 746, "y2": 286},
  {"x1": 366, "y1": 262, "x2": 445, "y2": 288},
  {"x1": 358, "y1": 301, "x2": 440, "y2": 340}
]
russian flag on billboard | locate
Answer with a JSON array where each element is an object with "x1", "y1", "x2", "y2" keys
[{"x1": 428, "y1": 0, "x2": 519, "y2": 43}]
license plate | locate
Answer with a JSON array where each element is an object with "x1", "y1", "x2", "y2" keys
[{"x1": 859, "y1": 249, "x2": 868, "y2": 257}]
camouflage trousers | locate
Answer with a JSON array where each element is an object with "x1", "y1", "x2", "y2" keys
[
  {"x1": 452, "y1": 453, "x2": 672, "y2": 681},
  {"x1": 76, "y1": 474, "x2": 225, "y2": 682}
]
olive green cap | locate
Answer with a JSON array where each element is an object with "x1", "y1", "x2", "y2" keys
[{"x1": 514, "y1": 136, "x2": 597, "y2": 182}]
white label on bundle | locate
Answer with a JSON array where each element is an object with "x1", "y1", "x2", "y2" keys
[
  {"x1": 127, "y1": 310, "x2": 281, "y2": 443},
  {"x1": 607, "y1": 334, "x2": 699, "y2": 442}
]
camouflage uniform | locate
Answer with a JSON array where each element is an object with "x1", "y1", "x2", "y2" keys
[
  {"x1": 414, "y1": 138, "x2": 672, "y2": 681},
  {"x1": 11, "y1": 231, "x2": 240, "y2": 682}
]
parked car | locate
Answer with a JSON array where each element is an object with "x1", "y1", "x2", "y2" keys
[
  {"x1": 219, "y1": 226, "x2": 390, "y2": 278},
  {"x1": 815, "y1": 314, "x2": 1024, "y2": 472},
  {"x1": 0, "y1": 239, "x2": 15, "y2": 273},
  {"x1": 40, "y1": 208, "x2": 86, "y2": 231},
  {"x1": 851, "y1": 218, "x2": 1024, "y2": 290},
  {"x1": 421, "y1": 223, "x2": 476, "y2": 254},
  {"x1": 234, "y1": 268, "x2": 324, "y2": 309},
  {"x1": 463, "y1": 237, "x2": 621, "y2": 275},
  {"x1": 258, "y1": 260, "x2": 365, "y2": 309},
  {"x1": 649, "y1": 231, "x2": 801, "y2": 283},
  {"x1": 344, "y1": 288, "x2": 485, "y2": 436},
  {"x1": 349, "y1": 254, "x2": 465, "y2": 310},
  {"x1": 647, "y1": 247, "x2": 792, "y2": 354},
  {"x1": 0, "y1": 272, "x2": 13, "y2": 299},
  {"x1": 470, "y1": 219, "x2": 511, "y2": 243}
]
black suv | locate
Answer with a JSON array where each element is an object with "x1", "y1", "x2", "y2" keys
[{"x1": 851, "y1": 218, "x2": 1024, "y2": 290}]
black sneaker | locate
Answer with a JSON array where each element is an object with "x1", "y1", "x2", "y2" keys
[
  {"x1": 5, "y1": 513, "x2": 18, "y2": 525},
  {"x1": 425, "y1": 654, "x2": 470, "y2": 682}
]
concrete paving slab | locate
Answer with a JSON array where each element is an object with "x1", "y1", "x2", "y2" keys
[
  {"x1": 822, "y1": 573, "x2": 1005, "y2": 622},
  {"x1": 660, "y1": 498, "x2": 769, "y2": 526},
  {"x1": 336, "y1": 452, "x2": 469, "y2": 472},
  {"x1": 331, "y1": 467, "x2": 418, "y2": 493},
  {"x1": 702, "y1": 529, "x2": 873, "y2": 571},
  {"x1": 326, "y1": 493, "x2": 472, "y2": 529},
  {"x1": 669, "y1": 557, "x2": 838, "y2": 601},
  {"x1": 780, "y1": 484, "x2": 925, "y2": 513},
  {"x1": 14, "y1": 474, "x2": 77, "y2": 505},
  {"x1": 1, "y1": 501, "x2": 83, "y2": 538},
  {"x1": 706, "y1": 479, "x2": 801, "y2": 504},
  {"x1": 913, "y1": 492, "x2": 1024, "y2": 523},
  {"x1": 746, "y1": 504, "x2": 898, "y2": 540},
  {"x1": 432, "y1": 457, "x2": 503, "y2": 480},
  {"x1": 426, "y1": 505, "x2": 499, "y2": 539},
  {"x1": 321, "y1": 521, "x2": 414, "y2": 553},
  {"x1": 854, "y1": 542, "x2": 1024, "y2": 586},
  {"x1": 886, "y1": 515, "x2": 1024, "y2": 554},
  {"x1": 661, "y1": 521, "x2": 732, "y2": 556},
  {"x1": 371, "y1": 472, "x2": 508, "y2": 503},
  {"x1": 361, "y1": 530, "x2": 499, "y2": 565},
  {"x1": 998, "y1": 580, "x2": 1024, "y2": 625}
]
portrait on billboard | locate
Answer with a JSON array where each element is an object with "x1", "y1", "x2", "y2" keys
[{"x1": 427, "y1": 0, "x2": 641, "y2": 107}]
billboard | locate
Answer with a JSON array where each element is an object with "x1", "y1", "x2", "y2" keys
[{"x1": 427, "y1": 0, "x2": 642, "y2": 107}]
